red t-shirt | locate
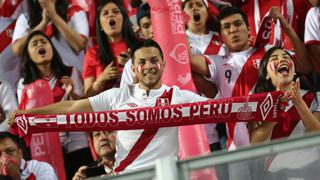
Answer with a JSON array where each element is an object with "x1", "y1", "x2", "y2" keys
[{"x1": 82, "y1": 40, "x2": 128, "y2": 89}]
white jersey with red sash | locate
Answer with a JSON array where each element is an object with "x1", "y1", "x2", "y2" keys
[
  {"x1": 205, "y1": 47, "x2": 266, "y2": 150},
  {"x1": 0, "y1": 0, "x2": 27, "y2": 90},
  {"x1": 266, "y1": 90, "x2": 320, "y2": 172},
  {"x1": 12, "y1": 4, "x2": 89, "y2": 72},
  {"x1": 186, "y1": 29, "x2": 225, "y2": 56},
  {"x1": 20, "y1": 159, "x2": 57, "y2": 180},
  {"x1": 89, "y1": 84, "x2": 207, "y2": 173}
]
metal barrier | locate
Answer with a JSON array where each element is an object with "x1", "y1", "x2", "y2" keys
[{"x1": 93, "y1": 132, "x2": 320, "y2": 180}]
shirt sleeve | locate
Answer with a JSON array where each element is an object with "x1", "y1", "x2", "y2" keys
[
  {"x1": 120, "y1": 60, "x2": 135, "y2": 87},
  {"x1": 174, "y1": 87, "x2": 208, "y2": 103},
  {"x1": 12, "y1": 13, "x2": 29, "y2": 43},
  {"x1": 0, "y1": 81, "x2": 18, "y2": 116},
  {"x1": 304, "y1": 7, "x2": 320, "y2": 45},
  {"x1": 88, "y1": 88, "x2": 120, "y2": 112},
  {"x1": 314, "y1": 92, "x2": 320, "y2": 112},
  {"x1": 69, "y1": 9, "x2": 89, "y2": 38},
  {"x1": 33, "y1": 161, "x2": 58, "y2": 180},
  {"x1": 204, "y1": 55, "x2": 218, "y2": 83},
  {"x1": 82, "y1": 47, "x2": 97, "y2": 79}
]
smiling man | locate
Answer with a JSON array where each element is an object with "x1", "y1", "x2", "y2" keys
[{"x1": 10, "y1": 39, "x2": 211, "y2": 173}]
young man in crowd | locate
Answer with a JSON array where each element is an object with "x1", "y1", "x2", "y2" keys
[{"x1": 9, "y1": 39, "x2": 210, "y2": 173}]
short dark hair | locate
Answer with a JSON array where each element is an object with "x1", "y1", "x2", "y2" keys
[
  {"x1": 136, "y1": 3, "x2": 151, "y2": 26},
  {"x1": 0, "y1": 132, "x2": 22, "y2": 149},
  {"x1": 216, "y1": 6, "x2": 249, "y2": 33},
  {"x1": 131, "y1": 39, "x2": 164, "y2": 63}
]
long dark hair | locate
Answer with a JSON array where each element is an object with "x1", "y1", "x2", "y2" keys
[
  {"x1": 27, "y1": 0, "x2": 68, "y2": 38},
  {"x1": 255, "y1": 47, "x2": 295, "y2": 93},
  {"x1": 21, "y1": 31, "x2": 70, "y2": 85},
  {"x1": 95, "y1": 0, "x2": 137, "y2": 66}
]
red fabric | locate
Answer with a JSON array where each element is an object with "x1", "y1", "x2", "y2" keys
[
  {"x1": 203, "y1": 34, "x2": 222, "y2": 55},
  {"x1": 15, "y1": 91, "x2": 284, "y2": 136},
  {"x1": 0, "y1": 20, "x2": 16, "y2": 52},
  {"x1": 82, "y1": 42, "x2": 127, "y2": 89},
  {"x1": 25, "y1": 173, "x2": 36, "y2": 180},
  {"x1": 114, "y1": 88, "x2": 173, "y2": 173},
  {"x1": 17, "y1": 79, "x2": 66, "y2": 180},
  {"x1": 241, "y1": 0, "x2": 311, "y2": 50},
  {"x1": 271, "y1": 91, "x2": 315, "y2": 139},
  {"x1": 228, "y1": 48, "x2": 265, "y2": 148},
  {"x1": 0, "y1": 0, "x2": 23, "y2": 17}
]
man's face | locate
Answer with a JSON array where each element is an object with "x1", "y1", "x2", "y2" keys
[
  {"x1": 183, "y1": 0, "x2": 208, "y2": 33},
  {"x1": 92, "y1": 131, "x2": 116, "y2": 159},
  {"x1": 132, "y1": 47, "x2": 165, "y2": 89},
  {"x1": 139, "y1": 16, "x2": 153, "y2": 39},
  {"x1": 220, "y1": 14, "x2": 250, "y2": 52},
  {"x1": 0, "y1": 138, "x2": 22, "y2": 170}
]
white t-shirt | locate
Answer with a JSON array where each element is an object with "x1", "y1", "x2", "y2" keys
[
  {"x1": 0, "y1": 81, "x2": 18, "y2": 132},
  {"x1": 20, "y1": 159, "x2": 58, "y2": 180},
  {"x1": 304, "y1": 7, "x2": 320, "y2": 45},
  {"x1": 89, "y1": 84, "x2": 207, "y2": 172},
  {"x1": 120, "y1": 60, "x2": 134, "y2": 88},
  {"x1": 268, "y1": 90, "x2": 320, "y2": 172},
  {"x1": 12, "y1": 5, "x2": 89, "y2": 72}
]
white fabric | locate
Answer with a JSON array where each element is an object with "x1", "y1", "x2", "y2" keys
[
  {"x1": 186, "y1": 29, "x2": 226, "y2": 56},
  {"x1": 0, "y1": 0, "x2": 27, "y2": 90},
  {"x1": 12, "y1": 7, "x2": 89, "y2": 72},
  {"x1": 20, "y1": 159, "x2": 58, "y2": 180},
  {"x1": 268, "y1": 90, "x2": 320, "y2": 172},
  {"x1": 0, "y1": 81, "x2": 18, "y2": 132},
  {"x1": 304, "y1": 7, "x2": 320, "y2": 44},
  {"x1": 120, "y1": 60, "x2": 134, "y2": 88},
  {"x1": 89, "y1": 84, "x2": 208, "y2": 172}
]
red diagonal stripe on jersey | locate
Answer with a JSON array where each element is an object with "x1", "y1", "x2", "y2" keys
[
  {"x1": 271, "y1": 91, "x2": 314, "y2": 139},
  {"x1": 0, "y1": 20, "x2": 16, "y2": 52},
  {"x1": 228, "y1": 48, "x2": 265, "y2": 149},
  {"x1": 114, "y1": 88, "x2": 173, "y2": 173}
]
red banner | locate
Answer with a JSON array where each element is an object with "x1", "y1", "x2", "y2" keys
[
  {"x1": 15, "y1": 91, "x2": 283, "y2": 135},
  {"x1": 18, "y1": 80, "x2": 66, "y2": 180}
]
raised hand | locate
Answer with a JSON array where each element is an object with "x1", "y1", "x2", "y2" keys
[
  {"x1": 117, "y1": 50, "x2": 131, "y2": 67},
  {"x1": 99, "y1": 62, "x2": 122, "y2": 82},
  {"x1": 290, "y1": 78, "x2": 303, "y2": 106}
]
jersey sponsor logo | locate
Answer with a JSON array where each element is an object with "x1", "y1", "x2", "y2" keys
[
  {"x1": 127, "y1": 103, "x2": 138, "y2": 108},
  {"x1": 16, "y1": 115, "x2": 28, "y2": 135},
  {"x1": 169, "y1": 43, "x2": 188, "y2": 64},
  {"x1": 253, "y1": 59, "x2": 261, "y2": 69},
  {"x1": 237, "y1": 97, "x2": 254, "y2": 120},
  {"x1": 260, "y1": 93, "x2": 273, "y2": 121}
]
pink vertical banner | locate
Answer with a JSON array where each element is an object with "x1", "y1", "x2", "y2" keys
[
  {"x1": 149, "y1": 1, "x2": 216, "y2": 179},
  {"x1": 19, "y1": 80, "x2": 66, "y2": 180}
]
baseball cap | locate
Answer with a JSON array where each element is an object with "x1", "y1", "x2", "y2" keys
[{"x1": 136, "y1": 3, "x2": 151, "y2": 26}]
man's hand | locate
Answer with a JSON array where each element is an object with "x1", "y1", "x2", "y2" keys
[
  {"x1": 0, "y1": 155, "x2": 20, "y2": 180},
  {"x1": 72, "y1": 166, "x2": 88, "y2": 180},
  {"x1": 0, "y1": 107, "x2": 4, "y2": 124},
  {"x1": 8, "y1": 110, "x2": 25, "y2": 127}
]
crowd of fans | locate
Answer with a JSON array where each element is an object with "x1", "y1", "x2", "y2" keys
[{"x1": 1, "y1": 0, "x2": 320, "y2": 179}]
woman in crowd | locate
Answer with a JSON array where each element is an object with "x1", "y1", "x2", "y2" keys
[
  {"x1": 248, "y1": 47, "x2": 320, "y2": 179},
  {"x1": 82, "y1": 0, "x2": 137, "y2": 97},
  {"x1": 17, "y1": 31, "x2": 92, "y2": 180},
  {"x1": 12, "y1": 0, "x2": 88, "y2": 72}
]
